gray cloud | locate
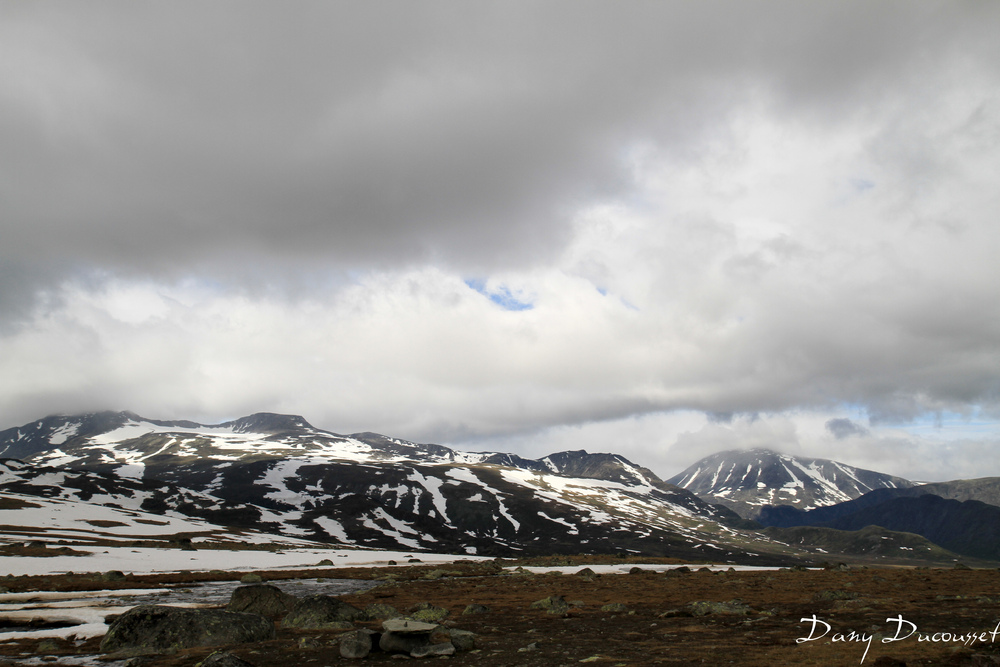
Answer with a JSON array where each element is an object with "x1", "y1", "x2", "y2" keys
[
  {"x1": 825, "y1": 418, "x2": 869, "y2": 440},
  {"x1": 4, "y1": 2, "x2": 998, "y2": 292},
  {"x1": 2, "y1": 2, "x2": 1000, "y2": 471}
]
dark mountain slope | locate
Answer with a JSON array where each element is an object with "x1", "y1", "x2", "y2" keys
[{"x1": 759, "y1": 491, "x2": 1000, "y2": 560}]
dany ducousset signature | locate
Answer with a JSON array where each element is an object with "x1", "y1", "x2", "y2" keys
[{"x1": 797, "y1": 614, "x2": 1000, "y2": 664}]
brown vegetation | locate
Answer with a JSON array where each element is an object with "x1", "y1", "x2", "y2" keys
[{"x1": 4, "y1": 559, "x2": 1000, "y2": 666}]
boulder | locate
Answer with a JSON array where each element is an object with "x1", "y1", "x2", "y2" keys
[
  {"x1": 446, "y1": 629, "x2": 476, "y2": 651},
  {"x1": 411, "y1": 642, "x2": 455, "y2": 658},
  {"x1": 100, "y1": 605, "x2": 275, "y2": 654},
  {"x1": 226, "y1": 585, "x2": 297, "y2": 618},
  {"x1": 380, "y1": 618, "x2": 439, "y2": 654},
  {"x1": 530, "y1": 595, "x2": 570, "y2": 615},
  {"x1": 340, "y1": 629, "x2": 376, "y2": 659},
  {"x1": 364, "y1": 602, "x2": 399, "y2": 619},
  {"x1": 462, "y1": 604, "x2": 490, "y2": 615},
  {"x1": 198, "y1": 651, "x2": 257, "y2": 667},
  {"x1": 239, "y1": 574, "x2": 263, "y2": 584},
  {"x1": 409, "y1": 602, "x2": 449, "y2": 622},
  {"x1": 382, "y1": 619, "x2": 439, "y2": 634},
  {"x1": 660, "y1": 599, "x2": 754, "y2": 618},
  {"x1": 281, "y1": 595, "x2": 364, "y2": 629}
]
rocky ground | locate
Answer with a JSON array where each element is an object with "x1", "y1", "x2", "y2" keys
[{"x1": 4, "y1": 556, "x2": 1000, "y2": 666}]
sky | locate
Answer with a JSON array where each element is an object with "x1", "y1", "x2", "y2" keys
[{"x1": 2, "y1": 1, "x2": 999, "y2": 482}]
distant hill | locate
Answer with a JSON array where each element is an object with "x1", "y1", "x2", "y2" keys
[
  {"x1": 668, "y1": 448, "x2": 913, "y2": 518},
  {"x1": 759, "y1": 489, "x2": 1000, "y2": 561},
  {"x1": 763, "y1": 524, "x2": 963, "y2": 562}
]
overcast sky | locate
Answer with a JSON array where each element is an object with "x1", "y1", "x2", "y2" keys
[{"x1": 2, "y1": 1, "x2": 999, "y2": 481}]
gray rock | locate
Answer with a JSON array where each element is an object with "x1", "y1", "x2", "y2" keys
[
  {"x1": 380, "y1": 618, "x2": 439, "y2": 654},
  {"x1": 101, "y1": 570, "x2": 126, "y2": 582},
  {"x1": 575, "y1": 567, "x2": 596, "y2": 580},
  {"x1": 281, "y1": 595, "x2": 364, "y2": 629},
  {"x1": 239, "y1": 573, "x2": 263, "y2": 584},
  {"x1": 447, "y1": 629, "x2": 476, "y2": 651},
  {"x1": 383, "y1": 619, "x2": 439, "y2": 634},
  {"x1": 100, "y1": 605, "x2": 276, "y2": 654},
  {"x1": 410, "y1": 642, "x2": 455, "y2": 658},
  {"x1": 226, "y1": 585, "x2": 296, "y2": 618},
  {"x1": 198, "y1": 651, "x2": 257, "y2": 667},
  {"x1": 340, "y1": 629, "x2": 374, "y2": 659}
]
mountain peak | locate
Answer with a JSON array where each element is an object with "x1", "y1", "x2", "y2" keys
[
  {"x1": 668, "y1": 449, "x2": 913, "y2": 518},
  {"x1": 222, "y1": 413, "x2": 315, "y2": 434}
]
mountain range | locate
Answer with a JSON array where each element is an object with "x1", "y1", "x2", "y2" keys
[
  {"x1": 0, "y1": 411, "x2": 782, "y2": 563},
  {"x1": 2, "y1": 411, "x2": 997, "y2": 564}
]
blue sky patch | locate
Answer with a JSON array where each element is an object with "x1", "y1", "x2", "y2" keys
[{"x1": 465, "y1": 279, "x2": 534, "y2": 311}]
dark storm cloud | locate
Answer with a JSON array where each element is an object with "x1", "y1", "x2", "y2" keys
[{"x1": 3, "y1": 1, "x2": 998, "y2": 300}]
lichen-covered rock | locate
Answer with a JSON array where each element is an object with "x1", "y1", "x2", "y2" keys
[
  {"x1": 364, "y1": 602, "x2": 399, "y2": 619},
  {"x1": 530, "y1": 595, "x2": 570, "y2": 615},
  {"x1": 462, "y1": 603, "x2": 490, "y2": 615},
  {"x1": 226, "y1": 585, "x2": 297, "y2": 618},
  {"x1": 239, "y1": 573, "x2": 263, "y2": 584},
  {"x1": 100, "y1": 605, "x2": 275, "y2": 654},
  {"x1": 281, "y1": 595, "x2": 364, "y2": 629},
  {"x1": 600, "y1": 603, "x2": 629, "y2": 613},
  {"x1": 661, "y1": 599, "x2": 754, "y2": 618},
  {"x1": 409, "y1": 602, "x2": 449, "y2": 622}
]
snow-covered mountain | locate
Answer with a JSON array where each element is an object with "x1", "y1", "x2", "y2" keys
[
  {"x1": 0, "y1": 459, "x2": 319, "y2": 550},
  {"x1": 667, "y1": 448, "x2": 914, "y2": 518},
  {"x1": 0, "y1": 412, "x2": 792, "y2": 563}
]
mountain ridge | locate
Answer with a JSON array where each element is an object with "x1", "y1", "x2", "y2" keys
[{"x1": 0, "y1": 411, "x2": 788, "y2": 563}]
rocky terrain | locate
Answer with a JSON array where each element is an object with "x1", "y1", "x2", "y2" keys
[{"x1": 3, "y1": 558, "x2": 1000, "y2": 666}]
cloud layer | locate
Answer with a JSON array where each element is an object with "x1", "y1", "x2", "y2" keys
[{"x1": 2, "y1": 2, "x2": 999, "y2": 479}]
